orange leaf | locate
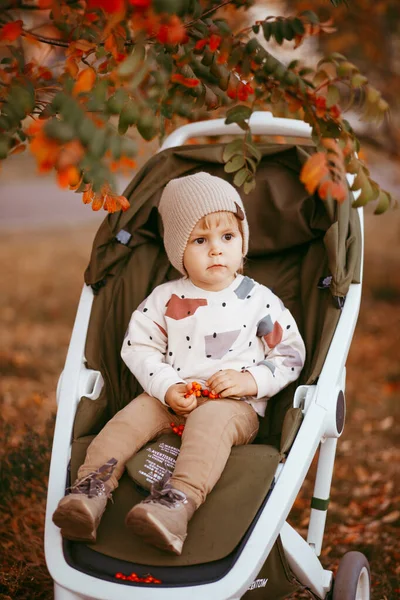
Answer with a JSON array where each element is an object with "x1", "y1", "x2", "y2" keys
[
  {"x1": 92, "y1": 194, "x2": 104, "y2": 211},
  {"x1": 83, "y1": 187, "x2": 95, "y2": 205},
  {"x1": 10, "y1": 144, "x2": 26, "y2": 155},
  {"x1": 195, "y1": 38, "x2": 208, "y2": 50},
  {"x1": 72, "y1": 67, "x2": 96, "y2": 96},
  {"x1": 300, "y1": 153, "x2": 329, "y2": 194},
  {"x1": 57, "y1": 166, "x2": 81, "y2": 189},
  {"x1": 103, "y1": 193, "x2": 117, "y2": 212},
  {"x1": 0, "y1": 20, "x2": 23, "y2": 43},
  {"x1": 65, "y1": 57, "x2": 79, "y2": 78},
  {"x1": 329, "y1": 181, "x2": 347, "y2": 204},
  {"x1": 71, "y1": 39, "x2": 96, "y2": 53},
  {"x1": 56, "y1": 140, "x2": 85, "y2": 170},
  {"x1": 87, "y1": 0, "x2": 125, "y2": 12},
  {"x1": 156, "y1": 15, "x2": 186, "y2": 45},
  {"x1": 116, "y1": 194, "x2": 130, "y2": 211},
  {"x1": 317, "y1": 179, "x2": 333, "y2": 200},
  {"x1": 209, "y1": 34, "x2": 221, "y2": 52},
  {"x1": 171, "y1": 74, "x2": 200, "y2": 88},
  {"x1": 105, "y1": 33, "x2": 118, "y2": 59}
]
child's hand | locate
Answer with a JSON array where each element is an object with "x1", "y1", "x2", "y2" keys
[
  {"x1": 165, "y1": 383, "x2": 197, "y2": 416},
  {"x1": 206, "y1": 370, "x2": 258, "y2": 399}
]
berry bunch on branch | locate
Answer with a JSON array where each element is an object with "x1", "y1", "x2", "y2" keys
[{"x1": 0, "y1": 0, "x2": 393, "y2": 213}]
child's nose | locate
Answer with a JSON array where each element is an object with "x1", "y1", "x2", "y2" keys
[{"x1": 210, "y1": 242, "x2": 222, "y2": 255}]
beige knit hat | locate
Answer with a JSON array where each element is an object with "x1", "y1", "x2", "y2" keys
[{"x1": 158, "y1": 172, "x2": 249, "y2": 275}]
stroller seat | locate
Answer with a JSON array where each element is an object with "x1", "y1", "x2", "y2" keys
[{"x1": 46, "y1": 115, "x2": 365, "y2": 600}]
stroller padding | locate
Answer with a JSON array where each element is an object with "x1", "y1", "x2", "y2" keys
[{"x1": 70, "y1": 435, "x2": 280, "y2": 566}]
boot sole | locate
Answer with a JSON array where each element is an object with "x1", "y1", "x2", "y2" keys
[
  {"x1": 126, "y1": 507, "x2": 185, "y2": 555},
  {"x1": 52, "y1": 497, "x2": 97, "y2": 543}
]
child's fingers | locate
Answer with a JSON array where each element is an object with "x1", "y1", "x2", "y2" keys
[
  {"x1": 206, "y1": 372, "x2": 225, "y2": 388},
  {"x1": 177, "y1": 396, "x2": 197, "y2": 415},
  {"x1": 219, "y1": 386, "x2": 238, "y2": 398},
  {"x1": 210, "y1": 376, "x2": 233, "y2": 395},
  {"x1": 176, "y1": 393, "x2": 195, "y2": 407}
]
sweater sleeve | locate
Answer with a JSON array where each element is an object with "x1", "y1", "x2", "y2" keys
[
  {"x1": 245, "y1": 289, "x2": 306, "y2": 400},
  {"x1": 121, "y1": 288, "x2": 186, "y2": 404}
]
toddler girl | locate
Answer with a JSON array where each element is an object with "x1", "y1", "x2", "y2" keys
[{"x1": 53, "y1": 172, "x2": 305, "y2": 555}]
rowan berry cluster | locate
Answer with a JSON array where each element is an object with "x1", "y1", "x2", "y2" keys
[
  {"x1": 184, "y1": 381, "x2": 221, "y2": 400},
  {"x1": 115, "y1": 572, "x2": 161, "y2": 583},
  {"x1": 170, "y1": 422, "x2": 185, "y2": 436}
]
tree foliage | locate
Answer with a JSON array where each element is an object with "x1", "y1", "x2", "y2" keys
[
  {"x1": 0, "y1": 0, "x2": 393, "y2": 213},
  {"x1": 288, "y1": 0, "x2": 400, "y2": 156}
]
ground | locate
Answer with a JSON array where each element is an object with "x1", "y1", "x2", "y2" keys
[{"x1": 0, "y1": 146, "x2": 399, "y2": 599}]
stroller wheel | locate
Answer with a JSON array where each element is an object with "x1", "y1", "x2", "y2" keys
[{"x1": 332, "y1": 551, "x2": 371, "y2": 600}]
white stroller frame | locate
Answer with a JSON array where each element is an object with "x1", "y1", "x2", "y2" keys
[{"x1": 45, "y1": 112, "x2": 365, "y2": 600}]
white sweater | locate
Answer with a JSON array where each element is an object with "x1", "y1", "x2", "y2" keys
[{"x1": 121, "y1": 274, "x2": 306, "y2": 417}]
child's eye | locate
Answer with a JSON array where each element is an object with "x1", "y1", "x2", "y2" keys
[
  {"x1": 223, "y1": 233, "x2": 234, "y2": 241},
  {"x1": 194, "y1": 237, "x2": 205, "y2": 244}
]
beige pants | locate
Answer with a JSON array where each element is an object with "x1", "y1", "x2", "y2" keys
[{"x1": 78, "y1": 393, "x2": 259, "y2": 508}]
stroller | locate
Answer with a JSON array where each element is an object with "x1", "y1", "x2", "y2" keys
[{"x1": 45, "y1": 112, "x2": 370, "y2": 600}]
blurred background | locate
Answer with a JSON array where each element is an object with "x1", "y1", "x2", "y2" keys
[{"x1": 1, "y1": 1, "x2": 399, "y2": 598}]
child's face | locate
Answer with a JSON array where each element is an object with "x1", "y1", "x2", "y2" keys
[{"x1": 183, "y1": 212, "x2": 243, "y2": 291}]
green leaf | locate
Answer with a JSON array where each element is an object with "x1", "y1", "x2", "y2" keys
[
  {"x1": 110, "y1": 135, "x2": 122, "y2": 160},
  {"x1": 44, "y1": 119, "x2": 75, "y2": 143},
  {"x1": 88, "y1": 128, "x2": 108, "y2": 158},
  {"x1": 274, "y1": 21, "x2": 284, "y2": 45},
  {"x1": 78, "y1": 119, "x2": 96, "y2": 145},
  {"x1": 374, "y1": 189, "x2": 391, "y2": 215},
  {"x1": 117, "y1": 44, "x2": 146, "y2": 78},
  {"x1": 263, "y1": 53, "x2": 280, "y2": 74},
  {"x1": 106, "y1": 89, "x2": 129, "y2": 115},
  {"x1": 288, "y1": 59, "x2": 300, "y2": 70},
  {"x1": 246, "y1": 156, "x2": 257, "y2": 173},
  {"x1": 262, "y1": 21, "x2": 273, "y2": 41},
  {"x1": 291, "y1": 18, "x2": 305, "y2": 35},
  {"x1": 233, "y1": 168, "x2": 248, "y2": 187},
  {"x1": 300, "y1": 10, "x2": 319, "y2": 24},
  {"x1": 244, "y1": 177, "x2": 256, "y2": 194},
  {"x1": 121, "y1": 136, "x2": 137, "y2": 157},
  {"x1": 336, "y1": 61, "x2": 357, "y2": 77},
  {"x1": 0, "y1": 135, "x2": 10, "y2": 159},
  {"x1": 327, "y1": 84, "x2": 340, "y2": 108},
  {"x1": 224, "y1": 154, "x2": 246, "y2": 173},
  {"x1": 118, "y1": 99, "x2": 139, "y2": 134},
  {"x1": 245, "y1": 38, "x2": 259, "y2": 54},
  {"x1": 225, "y1": 105, "x2": 252, "y2": 125},
  {"x1": 10, "y1": 84, "x2": 35, "y2": 115},
  {"x1": 351, "y1": 73, "x2": 368, "y2": 89},
  {"x1": 329, "y1": 52, "x2": 348, "y2": 61},
  {"x1": 245, "y1": 141, "x2": 262, "y2": 162},
  {"x1": 222, "y1": 138, "x2": 244, "y2": 161},
  {"x1": 213, "y1": 19, "x2": 231, "y2": 35},
  {"x1": 313, "y1": 69, "x2": 330, "y2": 87},
  {"x1": 282, "y1": 19, "x2": 295, "y2": 41},
  {"x1": 137, "y1": 113, "x2": 157, "y2": 141}
]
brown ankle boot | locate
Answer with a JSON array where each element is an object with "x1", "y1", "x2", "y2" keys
[
  {"x1": 52, "y1": 458, "x2": 117, "y2": 543},
  {"x1": 125, "y1": 477, "x2": 196, "y2": 555}
]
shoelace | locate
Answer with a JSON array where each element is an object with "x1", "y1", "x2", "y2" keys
[
  {"x1": 144, "y1": 471, "x2": 188, "y2": 508},
  {"x1": 68, "y1": 458, "x2": 117, "y2": 499}
]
